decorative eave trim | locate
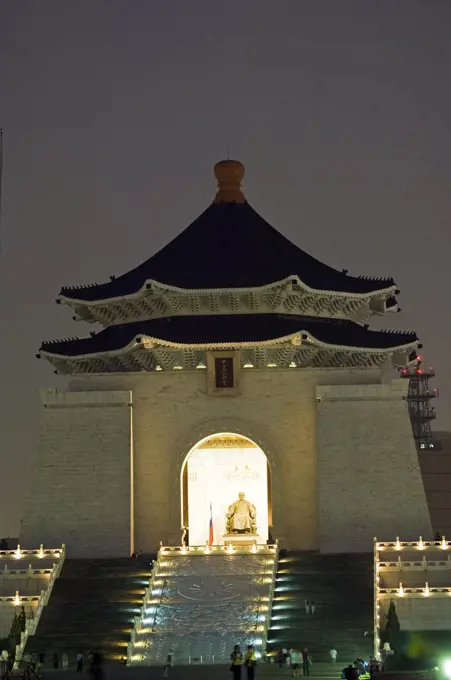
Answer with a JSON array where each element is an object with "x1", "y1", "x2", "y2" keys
[
  {"x1": 58, "y1": 275, "x2": 398, "y2": 307},
  {"x1": 39, "y1": 330, "x2": 419, "y2": 363}
]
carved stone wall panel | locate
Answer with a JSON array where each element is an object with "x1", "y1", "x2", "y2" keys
[{"x1": 133, "y1": 553, "x2": 275, "y2": 665}]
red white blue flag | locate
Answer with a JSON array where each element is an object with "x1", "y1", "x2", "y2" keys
[{"x1": 209, "y1": 502, "x2": 214, "y2": 546}]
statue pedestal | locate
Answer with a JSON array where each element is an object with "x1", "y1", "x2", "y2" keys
[{"x1": 223, "y1": 533, "x2": 264, "y2": 548}]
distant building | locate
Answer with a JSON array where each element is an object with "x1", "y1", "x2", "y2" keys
[{"x1": 419, "y1": 430, "x2": 451, "y2": 538}]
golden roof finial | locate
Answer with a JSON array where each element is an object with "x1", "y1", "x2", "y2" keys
[{"x1": 213, "y1": 159, "x2": 245, "y2": 204}]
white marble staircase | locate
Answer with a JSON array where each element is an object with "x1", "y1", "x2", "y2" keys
[{"x1": 129, "y1": 544, "x2": 278, "y2": 665}]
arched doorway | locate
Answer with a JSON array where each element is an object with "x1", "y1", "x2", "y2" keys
[{"x1": 181, "y1": 433, "x2": 272, "y2": 546}]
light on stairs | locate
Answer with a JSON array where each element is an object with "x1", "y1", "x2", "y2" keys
[
  {"x1": 15, "y1": 546, "x2": 21, "y2": 560},
  {"x1": 228, "y1": 543, "x2": 234, "y2": 554}
]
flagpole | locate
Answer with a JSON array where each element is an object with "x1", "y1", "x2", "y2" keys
[
  {"x1": 209, "y1": 502, "x2": 214, "y2": 547},
  {"x1": 0, "y1": 129, "x2": 3, "y2": 253}
]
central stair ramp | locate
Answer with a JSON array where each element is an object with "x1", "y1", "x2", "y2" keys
[{"x1": 129, "y1": 543, "x2": 278, "y2": 665}]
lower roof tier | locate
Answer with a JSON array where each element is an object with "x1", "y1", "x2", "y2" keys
[{"x1": 39, "y1": 314, "x2": 419, "y2": 375}]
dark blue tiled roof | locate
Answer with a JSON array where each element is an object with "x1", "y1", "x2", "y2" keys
[
  {"x1": 60, "y1": 202, "x2": 395, "y2": 302},
  {"x1": 40, "y1": 314, "x2": 418, "y2": 357}
]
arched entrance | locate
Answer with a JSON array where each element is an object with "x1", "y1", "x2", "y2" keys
[{"x1": 181, "y1": 433, "x2": 272, "y2": 546}]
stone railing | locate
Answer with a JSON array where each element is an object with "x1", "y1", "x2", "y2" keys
[
  {"x1": 374, "y1": 536, "x2": 451, "y2": 659},
  {"x1": 0, "y1": 566, "x2": 55, "y2": 578},
  {"x1": 127, "y1": 557, "x2": 163, "y2": 662},
  {"x1": 0, "y1": 594, "x2": 41, "y2": 604},
  {"x1": 378, "y1": 556, "x2": 451, "y2": 571},
  {"x1": 261, "y1": 545, "x2": 279, "y2": 656},
  {"x1": 13, "y1": 545, "x2": 66, "y2": 668},
  {"x1": 159, "y1": 543, "x2": 278, "y2": 557},
  {"x1": 376, "y1": 537, "x2": 451, "y2": 552},
  {"x1": 378, "y1": 584, "x2": 451, "y2": 598},
  {"x1": 0, "y1": 545, "x2": 63, "y2": 561}
]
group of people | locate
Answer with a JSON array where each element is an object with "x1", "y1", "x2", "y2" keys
[
  {"x1": 231, "y1": 645, "x2": 258, "y2": 680},
  {"x1": 276, "y1": 648, "x2": 313, "y2": 677},
  {"x1": 17, "y1": 650, "x2": 103, "y2": 678},
  {"x1": 341, "y1": 657, "x2": 381, "y2": 680}
]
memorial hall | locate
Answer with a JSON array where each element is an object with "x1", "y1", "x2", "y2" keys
[
  {"x1": 22, "y1": 159, "x2": 432, "y2": 558},
  {"x1": 6, "y1": 160, "x2": 441, "y2": 665}
]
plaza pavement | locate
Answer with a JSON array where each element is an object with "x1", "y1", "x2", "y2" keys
[{"x1": 36, "y1": 662, "x2": 341, "y2": 680}]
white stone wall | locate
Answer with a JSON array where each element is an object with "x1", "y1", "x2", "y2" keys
[
  {"x1": 0, "y1": 576, "x2": 49, "y2": 596},
  {"x1": 316, "y1": 380, "x2": 432, "y2": 553},
  {"x1": 21, "y1": 367, "x2": 432, "y2": 557},
  {"x1": 0, "y1": 602, "x2": 37, "y2": 638},
  {"x1": 20, "y1": 389, "x2": 132, "y2": 559},
  {"x1": 384, "y1": 597, "x2": 451, "y2": 631},
  {"x1": 66, "y1": 367, "x2": 398, "y2": 554},
  {"x1": 70, "y1": 368, "x2": 324, "y2": 554}
]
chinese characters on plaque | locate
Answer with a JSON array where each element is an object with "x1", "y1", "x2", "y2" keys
[
  {"x1": 215, "y1": 357, "x2": 234, "y2": 389},
  {"x1": 207, "y1": 352, "x2": 239, "y2": 395}
]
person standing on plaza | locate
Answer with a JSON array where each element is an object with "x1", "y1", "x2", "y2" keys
[
  {"x1": 302, "y1": 649, "x2": 311, "y2": 677},
  {"x1": 89, "y1": 651, "x2": 104, "y2": 680},
  {"x1": 0, "y1": 651, "x2": 8, "y2": 680},
  {"x1": 369, "y1": 656, "x2": 380, "y2": 679},
  {"x1": 163, "y1": 648, "x2": 174, "y2": 678},
  {"x1": 231, "y1": 645, "x2": 243, "y2": 680},
  {"x1": 380, "y1": 642, "x2": 394, "y2": 671},
  {"x1": 76, "y1": 652, "x2": 84, "y2": 673},
  {"x1": 343, "y1": 664, "x2": 359, "y2": 680},
  {"x1": 62, "y1": 653, "x2": 69, "y2": 671},
  {"x1": 290, "y1": 649, "x2": 302, "y2": 678},
  {"x1": 245, "y1": 645, "x2": 257, "y2": 680},
  {"x1": 329, "y1": 647, "x2": 337, "y2": 663}
]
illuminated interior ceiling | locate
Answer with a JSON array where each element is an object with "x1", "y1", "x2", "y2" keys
[{"x1": 198, "y1": 434, "x2": 258, "y2": 449}]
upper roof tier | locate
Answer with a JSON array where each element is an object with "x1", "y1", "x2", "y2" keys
[{"x1": 59, "y1": 160, "x2": 397, "y2": 304}]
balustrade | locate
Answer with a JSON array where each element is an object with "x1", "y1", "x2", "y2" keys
[{"x1": 12, "y1": 545, "x2": 65, "y2": 668}]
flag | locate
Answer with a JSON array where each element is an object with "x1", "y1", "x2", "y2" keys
[{"x1": 209, "y1": 502, "x2": 214, "y2": 546}]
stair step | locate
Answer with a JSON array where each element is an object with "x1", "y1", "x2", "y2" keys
[
  {"x1": 26, "y1": 558, "x2": 149, "y2": 658},
  {"x1": 27, "y1": 551, "x2": 374, "y2": 666}
]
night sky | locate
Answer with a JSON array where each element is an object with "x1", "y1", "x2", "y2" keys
[{"x1": 0, "y1": 1, "x2": 450, "y2": 537}]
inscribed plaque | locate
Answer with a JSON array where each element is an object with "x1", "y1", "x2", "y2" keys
[{"x1": 215, "y1": 357, "x2": 234, "y2": 388}]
